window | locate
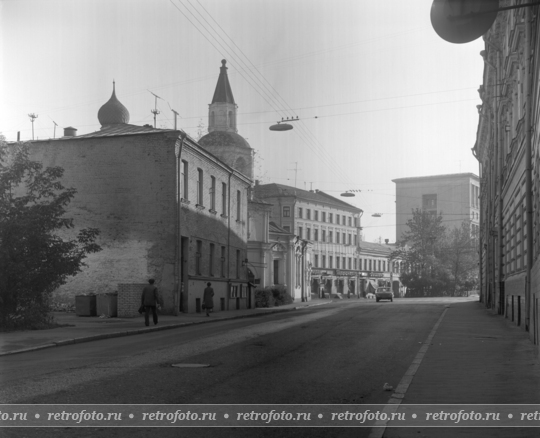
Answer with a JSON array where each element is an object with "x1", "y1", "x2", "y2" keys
[
  {"x1": 283, "y1": 206, "x2": 291, "y2": 217},
  {"x1": 382, "y1": 261, "x2": 386, "y2": 272},
  {"x1": 354, "y1": 217, "x2": 358, "y2": 227},
  {"x1": 273, "y1": 259, "x2": 279, "y2": 284},
  {"x1": 342, "y1": 232, "x2": 346, "y2": 244},
  {"x1": 329, "y1": 213, "x2": 333, "y2": 223},
  {"x1": 348, "y1": 257, "x2": 352, "y2": 270},
  {"x1": 236, "y1": 190, "x2": 241, "y2": 220},
  {"x1": 354, "y1": 258, "x2": 357, "y2": 270},
  {"x1": 336, "y1": 257, "x2": 340, "y2": 269},
  {"x1": 298, "y1": 207, "x2": 303, "y2": 218},
  {"x1": 298, "y1": 226, "x2": 303, "y2": 239},
  {"x1": 364, "y1": 259, "x2": 367, "y2": 270},
  {"x1": 307, "y1": 209, "x2": 311, "y2": 220},
  {"x1": 329, "y1": 231, "x2": 333, "y2": 243},
  {"x1": 329, "y1": 256, "x2": 333, "y2": 268},
  {"x1": 197, "y1": 168, "x2": 203, "y2": 205},
  {"x1": 348, "y1": 234, "x2": 352, "y2": 245},
  {"x1": 348, "y1": 217, "x2": 352, "y2": 226},
  {"x1": 314, "y1": 210, "x2": 319, "y2": 221},
  {"x1": 322, "y1": 230, "x2": 326, "y2": 242},
  {"x1": 209, "y1": 243, "x2": 215, "y2": 276},
  {"x1": 369, "y1": 259, "x2": 372, "y2": 270},
  {"x1": 236, "y1": 250, "x2": 241, "y2": 278},
  {"x1": 196, "y1": 240, "x2": 202, "y2": 275},
  {"x1": 181, "y1": 160, "x2": 188, "y2": 200},
  {"x1": 322, "y1": 255, "x2": 326, "y2": 268},
  {"x1": 210, "y1": 176, "x2": 216, "y2": 210},
  {"x1": 283, "y1": 226, "x2": 290, "y2": 232},
  {"x1": 354, "y1": 235, "x2": 357, "y2": 246},
  {"x1": 423, "y1": 194, "x2": 437, "y2": 210},
  {"x1": 314, "y1": 229, "x2": 319, "y2": 241},
  {"x1": 336, "y1": 215, "x2": 340, "y2": 225},
  {"x1": 222, "y1": 183, "x2": 227, "y2": 215},
  {"x1": 314, "y1": 255, "x2": 319, "y2": 267},
  {"x1": 307, "y1": 228, "x2": 311, "y2": 240},
  {"x1": 220, "y1": 246, "x2": 226, "y2": 277},
  {"x1": 336, "y1": 233, "x2": 340, "y2": 244},
  {"x1": 322, "y1": 212, "x2": 326, "y2": 222},
  {"x1": 378, "y1": 260, "x2": 381, "y2": 271}
]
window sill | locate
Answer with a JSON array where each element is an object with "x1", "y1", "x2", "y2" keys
[
  {"x1": 220, "y1": 214, "x2": 228, "y2": 219},
  {"x1": 209, "y1": 209, "x2": 218, "y2": 215},
  {"x1": 180, "y1": 198, "x2": 190, "y2": 205},
  {"x1": 196, "y1": 204, "x2": 205, "y2": 211}
]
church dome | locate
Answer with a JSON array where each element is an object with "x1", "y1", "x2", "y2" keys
[
  {"x1": 198, "y1": 131, "x2": 251, "y2": 150},
  {"x1": 98, "y1": 82, "x2": 130, "y2": 126}
]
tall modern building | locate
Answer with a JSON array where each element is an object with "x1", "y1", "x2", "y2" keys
[{"x1": 393, "y1": 173, "x2": 480, "y2": 242}]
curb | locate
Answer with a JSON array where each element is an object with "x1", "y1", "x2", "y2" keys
[{"x1": 0, "y1": 301, "x2": 333, "y2": 357}]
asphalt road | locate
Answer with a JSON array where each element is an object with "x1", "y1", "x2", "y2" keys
[{"x1": 1, "y1": 299, "x2": 451, "y2": 438}]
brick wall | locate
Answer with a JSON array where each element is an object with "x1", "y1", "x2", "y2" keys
[
  {"x1": 118, "y1": 283, "x2": 147, "y2": 317},
  {"x1": 28, "y1": 133, "x2": 177, "y2": 311}
]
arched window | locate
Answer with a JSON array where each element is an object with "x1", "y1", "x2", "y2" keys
[
  {"x1": 228, "y1": 111, "x2": 234, "y2": 127},
  {"x1": 210, "y1": 111, "x2": 215, "y2": 127}
]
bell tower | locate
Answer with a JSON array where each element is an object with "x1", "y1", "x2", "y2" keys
[{"x1": 208, "y1": 59, "x2": 237, "y2": 133}]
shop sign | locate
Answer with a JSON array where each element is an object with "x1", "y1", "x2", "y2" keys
[
  {"x1": 311, "y1": 269, "x2": 335, "y2": 276},
  {"x1": 367, "y1": 272, "x2": 385, "y2": 278},
  {"x1": 336, "y1": 270, "x2": 357, "y2": 277}
]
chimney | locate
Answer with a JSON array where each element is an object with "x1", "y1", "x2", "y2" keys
[
  {"x1": 17, "y1": 131, "x2": 20, "y2": 142},
  {"x1": 63, "y1": 126, "x2": 77, "y2": 137},
  {"x1": 385, "y1": 239, "x2": 389, "y2": 244}
]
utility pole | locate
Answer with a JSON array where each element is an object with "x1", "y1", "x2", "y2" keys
[
  {"x1": 149, "y1": 91, "x2": 161, "y2": 128},
  {"x1": 28, "y1": 113, "x2": 38, "y2": 140}
]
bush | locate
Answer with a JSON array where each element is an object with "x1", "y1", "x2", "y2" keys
[
  {"x1": 255, "y1": 287, "x2": 274, "y2": 308},
  {"x1": 255, "y1": 285, "x2": 293, "y2": 308}
]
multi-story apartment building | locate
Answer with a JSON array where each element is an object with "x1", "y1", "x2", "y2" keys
[
  {"x1": 254, "y1": 183, "x2": 364, "y2": 297},
  {"x1": 393, "y1": 173, "x2": 480, "y2": 242},
  {"x1": 474, "y1": 3, "x2": 540, "y2": 346}
]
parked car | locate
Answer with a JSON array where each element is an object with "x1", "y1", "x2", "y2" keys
[{"x1": 375, "y1": 287, "x2": 393, "y2": 302}]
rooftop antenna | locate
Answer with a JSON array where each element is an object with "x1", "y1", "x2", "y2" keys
[
  {"x1": 49, "y1": 116, "x2": 58, "y2": 139},
  {"x1": 288, "y1": 162, "x2": 301, "y2": 188},
  {"x1": 149, "y1": 91, "x2": 161, "y2": 128},
  {"x1": 28, "y1": 113, "x2": 38, "y2": 140},
  {"x1": 171, "y1": 109, "x2": 179, "y2": 130}
]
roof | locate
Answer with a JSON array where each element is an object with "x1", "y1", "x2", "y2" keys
[
  {"x1": 269, "y1": 221, "x2": 292, "y2": 235},
  {"x1": 254, "y1": 183, "x2": 363, "y2": 213},
  {"x1": 359, "y1": 241, "x2": 395, "y2": 255},
  {"x1": 392, "y1": 173, "x2": 479, "y2": 183},
  {"x1": 70, "y1": 124, "x2": 177, "y2": 139},
  {"x1": 198, "y1": 130, "x2": 251, "y2": 150},
  {"x1": 211, "y1": 59, "x2": 235, "y2": 104}
]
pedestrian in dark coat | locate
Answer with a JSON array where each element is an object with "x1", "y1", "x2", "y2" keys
[
  {"x1": 203, "y1": 282, "x2": 214, "y2": 317},
  {"x1": 141, "y1": 279, "x2": 160, "y2": 326}
]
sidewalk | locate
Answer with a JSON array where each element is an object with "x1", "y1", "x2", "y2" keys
[
  {"x1": 0, "y1": 299, "x2": 334, "y2": 357},
  {"x1": 382, "y1": 300, "x2": 540, "y2": 438}
]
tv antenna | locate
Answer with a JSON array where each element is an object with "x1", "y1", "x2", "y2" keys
[
  {"x1": 149, "y1": 90, "x2": 161, "y2": 128},
  {"x1": 28, "y1": 113, "x2": 38, "y2": 140}
]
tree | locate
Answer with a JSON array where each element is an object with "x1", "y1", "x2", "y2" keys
[
  {"x1": 440, "y1": 222, "x2": 479, "y2": 296},
  {"x1": 391, "y1": 209, "x2": 447, "y2": 297},
  {"x1": 0, "y1": 138, "x2": 102, "y2": 329}
]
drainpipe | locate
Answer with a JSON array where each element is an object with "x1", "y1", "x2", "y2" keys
[
  {"x1": 524, "y1": 6, "x2": 534, "y2": 331},
  {"x1": 174, "y1": 131, "x2": 187, "y2": 315},
  {"x1": 227, "y1": 171, "x2": 232, "y2": 309}
]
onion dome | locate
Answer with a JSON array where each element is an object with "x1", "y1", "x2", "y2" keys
[{"x1": 98, "y1": 81, "x2": 130, "y2": 126}]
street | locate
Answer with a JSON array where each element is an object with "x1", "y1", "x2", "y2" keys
[{"x1": 2, "y1": 297, "x2": 537, "y2": 438}]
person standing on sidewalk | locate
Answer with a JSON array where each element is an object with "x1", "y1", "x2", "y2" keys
[
  {"x1": 141, "y1": 279, "x2": 160, "y2": 326},
  {"x1": 203, "y1": 282, "x2": 214, "y2": 317}
]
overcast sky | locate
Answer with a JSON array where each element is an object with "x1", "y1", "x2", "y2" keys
[{"x1": 0, "y1": 0, "x2": 484, "y2": 242}]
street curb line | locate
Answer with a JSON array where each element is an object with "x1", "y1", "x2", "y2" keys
[
  {"x1": 367, "y1": 306, "x2": 451, "y2": 438},
  {"x1": 0, "y1": 301, "x2": 333, "y2": 357}
]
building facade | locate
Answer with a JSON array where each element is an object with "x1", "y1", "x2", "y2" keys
[
  {"x1": 393, "y1": 173, "x2": 480, "y2": 242},
  {"x1": 21, "y1": 72, "x2": 253, "y2": 314},
  {"x1": 254, "y1": 183, "x2": 365, "y2": 298},
  {"x1": 474, "y1": 2, "x2": 539, "y2": 346}
]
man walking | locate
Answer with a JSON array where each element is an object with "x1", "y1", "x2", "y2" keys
[
  {"x1": 203, "y1": 282, "x2": 214, "y2": 317},
  {"x1": 141, "y1": 279, "x2": 160, "y2": 326}
]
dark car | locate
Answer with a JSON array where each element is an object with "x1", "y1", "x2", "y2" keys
[{"x1": 375, "y1": 287, "x2": 393, "y2": 302}]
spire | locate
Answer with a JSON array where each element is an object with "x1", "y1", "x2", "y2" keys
[
  {"x1": 211, "y1": 59, "x2": 235, "y2": 104},
  {"x1": 98, "y1": 81, "x2": 130, "y2": 126}
]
